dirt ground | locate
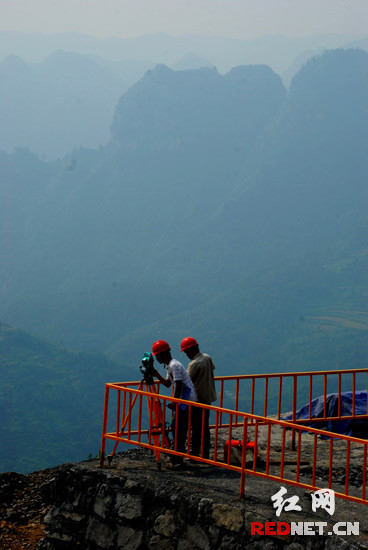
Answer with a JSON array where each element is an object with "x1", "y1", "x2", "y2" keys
[{"x1": 0, "y1": 469, "x2": 54, "y2": 550}]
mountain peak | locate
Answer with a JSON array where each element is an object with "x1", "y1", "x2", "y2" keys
[
  {"x1": 0, "y1": 54, "x2": 30, "y2": 77},
  {"x1": 42, "y1": 49, "x2": 103, "y2": 73},
  {"x1": 172, "y1": 52, "x2": 215, "y2": 71},
  {"x1": 110, "y1": 62, "x2": 285, "y2": 148},
  {"x1": 145, "y1": 62, "x2": 173, "y2": 80},
  {"x1": 290, "y1": 48, "x2": 368, "y2": 101}
]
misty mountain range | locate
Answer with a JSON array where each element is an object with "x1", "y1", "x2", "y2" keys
[
  {"x1": 0, "y1": 50, "x2": 154, "y2": 159},
  {"x1": 1, "y1": 46, "x2": 367, "y2": 367},
  {"x1": 1, "y1": 46, "x2": 368, "y2": 472},
  {"x1": 2, "y1": 30, "x2": 367, "y2": 71},
  {"x1": 1, "y1": 30, "x2": 368, "y2": 159}
]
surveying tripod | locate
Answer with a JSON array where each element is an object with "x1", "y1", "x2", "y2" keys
[{"x1": 103, "y1": 379, "x2": 171, "y2": 470}]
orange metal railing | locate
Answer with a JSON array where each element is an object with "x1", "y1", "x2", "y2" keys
[
  {"x1": 215, "y1": 368, "x2": 368, "y2": 426},
  {"x1": 100, "y1": 368, "x2": 368, "y2": 503}
]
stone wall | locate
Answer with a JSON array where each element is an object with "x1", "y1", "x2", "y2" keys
[{"x1": 36, "y1": 454, "x2": 358, "y2": 550}]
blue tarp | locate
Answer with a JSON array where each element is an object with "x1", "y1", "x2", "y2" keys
[{"x1": 283, "y1": 391, "x2": 368, "y2": 438}]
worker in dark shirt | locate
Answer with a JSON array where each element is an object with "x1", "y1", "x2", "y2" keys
[{"x1": 180, "y1": 337, "x2": 217, "y2": 459}]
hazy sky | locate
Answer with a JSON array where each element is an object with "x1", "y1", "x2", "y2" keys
[{"x1": 1, "y1": 0, "x2": 367, "y2": 39}]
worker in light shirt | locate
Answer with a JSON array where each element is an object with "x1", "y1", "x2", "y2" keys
[{"x1": 152, "y1": 339, "x2": 197, "y2": 469}]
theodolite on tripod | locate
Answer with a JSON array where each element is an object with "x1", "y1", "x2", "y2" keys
[{"x1": 103, "y1": 352, "x2": 171, "y2": 469}]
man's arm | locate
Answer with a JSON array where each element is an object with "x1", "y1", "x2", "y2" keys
[
  {"x1": 187, "y1": 361, "x2": 198, "y2": 378},
  {"x1": 166, "y1": 380, "x2": 183, "y2": 410},
  {"x1": 153, "y1": 369, "x2": 182, "y2": 409},
  {"x1": 153, "y1": 368, "x2": 171, "y2": 388}
]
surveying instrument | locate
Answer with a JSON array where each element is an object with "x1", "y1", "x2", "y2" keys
[{"x1": 104, "y1": 352, "x2": 171, "y2": 470}]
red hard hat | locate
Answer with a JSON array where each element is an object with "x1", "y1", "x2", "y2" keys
[
  {"x1": 180, "y1": 337, "x2": 198, "y2": 352},
  {"x1": 152, "y1": 340, "x2": 170, "y2": 355}
]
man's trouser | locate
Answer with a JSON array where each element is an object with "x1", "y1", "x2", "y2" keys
[
  {"x1": 191, "y1": 405, "x2": 210, "y2": 459},
  {"x1": 170, "y1": 407, "x2": 189, "y2": 464}
]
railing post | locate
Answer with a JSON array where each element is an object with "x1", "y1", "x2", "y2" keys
[
  {"x1": 352, "y1": 373, "x2": 356, "y2": 416},
  {"x1": 362, "y1": 445, "x2": 367, "y2": 501},
  {"x1": 253, "y1": 420, "x2": 258, "y2": 472},
  {"x1": 277, "y1": 377, "x2": 282, "y2": 420},
  {"x1": 280, "y1": 426, "x2": 286, "y2": 478},
  {"x1": 264, "y1": 378, "x2": 268, "y2": 418},
  {"x1": 345, "y1": 440, "x2": 351, "y2": 496},
  {"x1": 226, "y1": 414, "x2": 233, "y2": 464},
  {"x1": 240, "y1": 417, "x2": 248, "y2": 498},
  {"x1": 116, "y1": 390, "x2": 121, "y2": 436},
  {"x1": 266, "y1": 423, "x2": 271, "y2": 476},
  {"x1": 200, "y1": 406, "x2": 205, "y2": 458},
  {"x1": 296, "y1": 429, "x2": 302, "y2": 482},
  {"x1": 128, "y1": 392, "x2": 132, "y2": 439},
  {"x1": 214, "y1": 410, "x2": 219, "y2": 462},
  {"x1": 235, "y1": 379, "x2": 240, "y2": 426},
  {"x1": 328, "y1": 437, "x2": 333, "y2": 489},
  {"x1": 312, "y1": 433, "x2": 317, "y2": 486},
  {"x1": 251, "y1": 378, "x2": 255, "y2": 418},
  {"x1": 187, "y1": 403, "x2": 192, "y2": 455},
  {"x1": 99, "y1": 385, "x2": 110, "y2": 467},
  {"x1": 138, "y1": 394, "x2": 142, "y2": 443},
  {"x1": 291, "y1": 375, "x2": 297, "y2": 451},
  {"x1": 219, "y1": 380, "x2": 224, "y2": 427}
]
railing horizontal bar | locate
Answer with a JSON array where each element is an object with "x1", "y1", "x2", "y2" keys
[
  {"x1": 213, "y1": 367, "x2": 368, "y2": 381},
  {"x1": 285, "y1": 414, "x2": 368, "y2": 423},
  {"x1": 109, "y1": 367, "x2": 368, "y2": 388}
]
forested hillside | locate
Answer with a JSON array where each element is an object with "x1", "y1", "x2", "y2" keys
[
  {"x1": 1, "y1": 48, "x2": 367, "y2": 387},
  {"x1": 0, "y1": 322, "x2": 129, "y2": 473}
]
